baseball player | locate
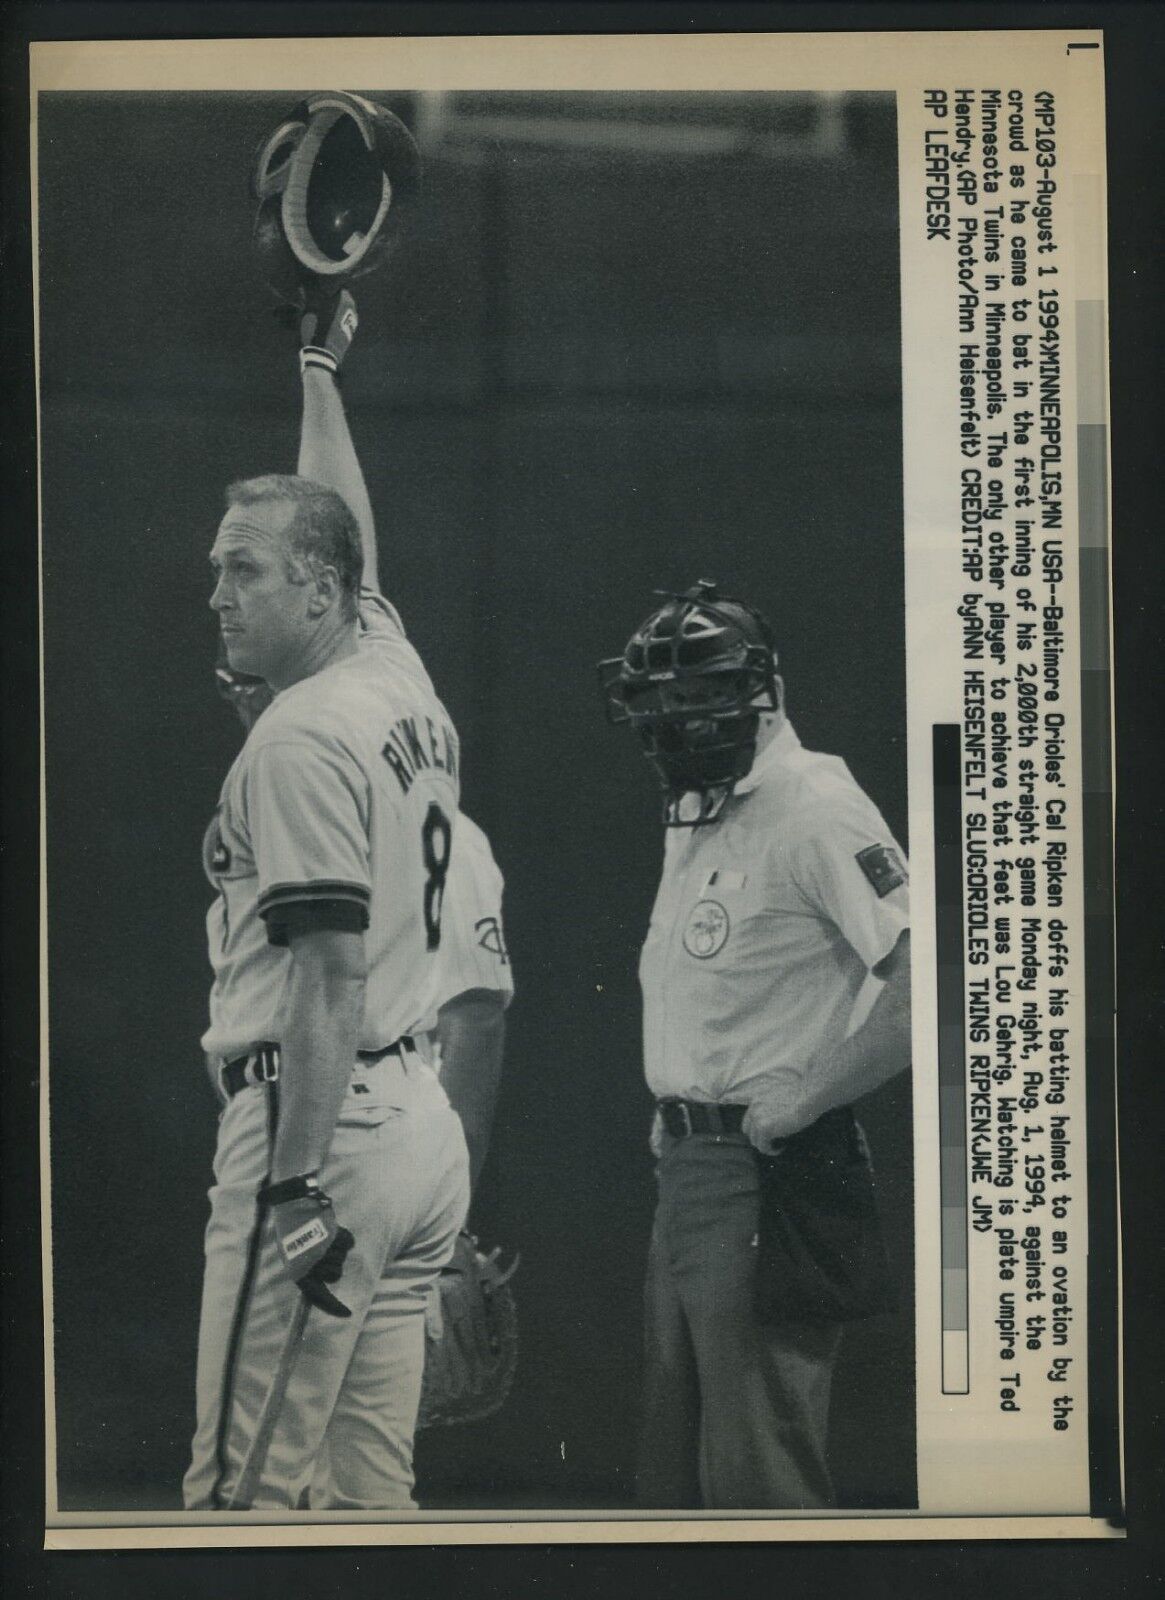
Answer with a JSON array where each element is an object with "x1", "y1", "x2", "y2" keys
[
  {"x1": 599, "y1": 581, "x2": 912, "y2": 1510},
  {"x1": 184, "y1": 290, "x2": 471, "y2": 1512},
  {"x1": 212, "y1": 303, "x2": 514, "y2": 1204}
]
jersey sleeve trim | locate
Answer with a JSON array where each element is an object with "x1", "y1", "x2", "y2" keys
[
  {"x1": 257, "y1": 879, "x2": 372, "y2": 917},
  {"x1": 262, "y1": 897, "x2": 370, "y2": 947}
]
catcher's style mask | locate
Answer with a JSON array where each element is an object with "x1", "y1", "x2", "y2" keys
[
  {"x1": 251, "y1": 91, "x2": 422, "y2": 308},
  {"x1": 598, "y1": 580, "x2": 780, "y2": 827}
]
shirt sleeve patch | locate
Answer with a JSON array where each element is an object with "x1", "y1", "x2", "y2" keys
[{"x1": 855, "y1": 844, "x2": 909, "y2": 898}]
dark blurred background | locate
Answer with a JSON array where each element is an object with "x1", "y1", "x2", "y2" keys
[{"x1": 39, "y1": 88, "x2": 911, "y2": 1512}]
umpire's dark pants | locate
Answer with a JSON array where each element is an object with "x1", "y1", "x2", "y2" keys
[{"x1": 637, "y1": 1131, "x2": 843, "y2": 1510}]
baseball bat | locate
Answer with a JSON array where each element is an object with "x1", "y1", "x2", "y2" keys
[{"x1": 225, "y1": 1292, "x2": 312, "y2": 1510}]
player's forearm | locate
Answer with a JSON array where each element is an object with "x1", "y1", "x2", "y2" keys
[
  {"x1": 800, "y1": 936, "x2": 912, "y2": 1122},
  {"x1": 436, "y1": 993, "x2": 506, "y2": 1191},
  {"x1": 299, "y1": 367, "x2": 380, "y2": 589},
  {"x1": 271, "y1": 930, "x2": 368, "y2": 1182}
]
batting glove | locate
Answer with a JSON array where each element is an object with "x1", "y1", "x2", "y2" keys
[
  {"x1": 298, "y1": 289, "x2": 359, "y2": 377},
  {"x1": 259, "y1": 1174, "x2": 355, "y2": 1318}
]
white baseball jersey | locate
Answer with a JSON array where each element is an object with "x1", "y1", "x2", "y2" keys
[
  {"x1": 201, "y1": 589, "x2": 460, "y2": 1058},
  {"x1": 420, "y1": 812, "x2": 513, "y2": 1025},
  {"x1": 640, "y1": 719, "x2": 909, "y2": 1104},
  {"x1": 187, "y1": 587, "x2": 470, "y2": 1514}
]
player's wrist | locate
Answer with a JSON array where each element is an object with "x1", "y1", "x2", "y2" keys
[
  {"x1": 300, "y1": 346, "x2": 341, "y2": 380},
  {"x1": 258, "y1": 1171, "x2": 322, "y2": 1206},
  {"x1": 296, "y1": 289, "x2": 358, "y2": 374}
]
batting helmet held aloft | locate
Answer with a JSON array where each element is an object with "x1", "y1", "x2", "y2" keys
[
  {"x1": 251, "y1": 91, "x2": 422, "y2": 308},
  {"x1": 597, "y1": 580, "x2": 781, "y2": 826}
]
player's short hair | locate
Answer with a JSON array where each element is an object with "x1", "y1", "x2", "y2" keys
[{"x1": 225, "y1": 474, "x2": 364, "y2": 618}]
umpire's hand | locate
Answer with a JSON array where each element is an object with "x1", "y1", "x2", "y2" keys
[{"x1": 259, "y1": 1174, "x2": 355, "y2": 1318}]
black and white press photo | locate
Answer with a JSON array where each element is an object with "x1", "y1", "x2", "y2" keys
[
  {"x1": 34, "y1": 30, "x2": 1119, "y2": 1546},
  {"x1": 34, "y1": 78, "x2": 908, "y2": 1523}
]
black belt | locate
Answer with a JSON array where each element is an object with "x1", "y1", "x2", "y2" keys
[
  {"x1": 220, "y1": 1038, "x2": 414, "y2": 1100},
  {"x1": 657, "y1": 1099, "x2": 748, "y2": 1140}
]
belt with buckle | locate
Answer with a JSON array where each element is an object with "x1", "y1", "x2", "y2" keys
[
  {"x1": 657, "y1": 1099, "x2": 748, "y2": 1140},
  {"x1": 220, "y1": 1038, "x2": 414, "y2": 1099}
]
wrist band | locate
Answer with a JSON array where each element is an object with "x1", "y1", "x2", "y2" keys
[
  {"x1": 300, "y1": 346, "x2": 338, "y2": 377},
  {"x1": 258, "y1": 1172, "x2": 321, "y2": 1206}
]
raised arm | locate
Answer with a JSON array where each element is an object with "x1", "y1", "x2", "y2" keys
[
  {"x1": 213, "y1": 291, "x2": 377, "y2": 738},
  {"x1": 297, "y1": 291, "x2": 381, "y2": 591}
]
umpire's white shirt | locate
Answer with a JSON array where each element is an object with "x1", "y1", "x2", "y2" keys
[{"x1": 639, "y1": 719, "x2": 909, "y2": 1104}]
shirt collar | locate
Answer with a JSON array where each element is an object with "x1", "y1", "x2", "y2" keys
[{"x1": 733, "y1": 717, "x2": 801, "y2": 797}]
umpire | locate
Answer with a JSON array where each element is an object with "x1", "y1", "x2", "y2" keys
[{"x1": 599, "y1": 582, "x2": 912, "y2": 1510}]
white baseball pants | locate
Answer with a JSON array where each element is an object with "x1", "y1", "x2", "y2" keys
[{"x1": 184, "y1": 1052, "x2": 469, "y2": 1511}]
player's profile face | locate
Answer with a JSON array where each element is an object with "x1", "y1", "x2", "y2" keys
[{"x1": 208, "y1": 498, "x2": 312, "y2": 686}]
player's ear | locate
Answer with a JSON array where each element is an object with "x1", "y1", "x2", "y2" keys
[
  {"x1": 771, "y1": 673, "x2": 785, "y2": 712},
  {"x1": 307, "y1": 564, "x2": 342, "y2": 615}
]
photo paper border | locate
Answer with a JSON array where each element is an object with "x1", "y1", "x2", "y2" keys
[{"x1": 28, "y1": 25, "x2": 1121, "y2": 1551}]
